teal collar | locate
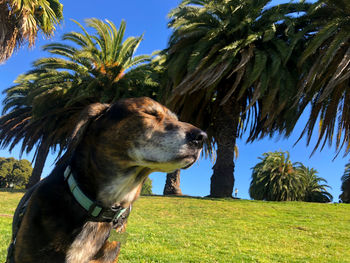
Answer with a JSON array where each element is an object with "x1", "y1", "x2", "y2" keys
[{"x1": 64, "y1": 166, "x2": 128, "y2": 222}]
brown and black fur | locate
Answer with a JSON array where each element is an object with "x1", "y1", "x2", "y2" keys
[{"x1": 7, "y1": 97, "x2": 206, "y2": 263}]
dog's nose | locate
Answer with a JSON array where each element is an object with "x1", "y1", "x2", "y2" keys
[{"x1": 186, "y1": 128, "x2": 207, "y2": 148}]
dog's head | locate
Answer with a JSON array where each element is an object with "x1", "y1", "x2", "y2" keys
[{"x1": 70, "y1": 97, "x2": 206, "y2": 173}]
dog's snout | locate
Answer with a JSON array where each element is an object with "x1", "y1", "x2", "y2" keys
[{"x1": 186, "y1": 128, "x2": 207, "y2": 148}]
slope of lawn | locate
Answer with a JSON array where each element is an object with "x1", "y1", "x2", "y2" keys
[{"x1": 0, "y1": 191, "x2": 349, "y2": 262}]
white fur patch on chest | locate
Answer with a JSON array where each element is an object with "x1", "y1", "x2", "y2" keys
[
  {"x1": 98, "y1": 169, "x2": 145, "y2": 206},
  {"x1": 66, "y1": 222, "x2": 110, "y2": 263},
  {"x1": 100, "y1": 177, "x2": 139, "y2": 207}
]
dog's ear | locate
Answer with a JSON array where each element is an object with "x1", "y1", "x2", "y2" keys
[
  {"x1": 56, "y1": 101, "x2": 131, "y2": 166},
  {"x1": 70, "y1": 103, "x2": 110, "y2": 147},
  {"x1": 71, "y1": 103, "x2": 110, "y2": 141},
  {"x1": 56, "y1": 103, "x2": 110, "y2": 165}
]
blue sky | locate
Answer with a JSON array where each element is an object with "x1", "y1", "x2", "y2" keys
[{"x1": 0, "y1": 0, "x2": 347, "y2": 201}]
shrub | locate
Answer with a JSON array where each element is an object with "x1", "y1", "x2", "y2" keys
[
  {"x1": 0, "y1": 157, "x2": 33, "y2": 189},
  {"x1": 141, "y1": 177, "x2": 153, "y2": 195}
]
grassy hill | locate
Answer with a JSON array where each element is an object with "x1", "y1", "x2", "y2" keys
[{"x1": 0, "y1": 191, "x2": 349, "y2": 262}]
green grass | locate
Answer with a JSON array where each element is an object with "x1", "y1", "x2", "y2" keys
[
  {"x1": 1, "y1": 192, "x2": 349, "y2": 262},
  {"x1": 0, "y1": 191, "x2": 23, "y2": 262}
]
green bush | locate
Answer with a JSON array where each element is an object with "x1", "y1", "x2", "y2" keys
[
  {"x1": 0, "y1": 157, "x2": 32, "y2": 189},
  {"x1": 141, "y1": 177, "x2": 153, "y2": 195}
]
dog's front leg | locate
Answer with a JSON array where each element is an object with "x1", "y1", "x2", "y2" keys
[
  {"x1": 89, "y1": 240, "x2": 122, "y2": 263},
  {"x1": 89, "y1": 221, "x2": 128, "y2": 263}
]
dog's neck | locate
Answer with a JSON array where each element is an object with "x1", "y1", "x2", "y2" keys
[{"x1": 70, "y1": 142, "x2": 152, "y2": 208}]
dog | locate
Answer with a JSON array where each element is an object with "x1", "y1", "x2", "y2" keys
[{"x1": 6, "y1": 97, "x2": 206, "y2": 263}]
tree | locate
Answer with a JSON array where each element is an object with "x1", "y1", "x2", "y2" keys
[
  {"x1": 163, "y1": 169, "x2": 182, "y2": 195},
  {"x1": 295, "y1": 163, "x2": 333, "y2": 203},
  {"x1": 0, "y1": 0, "x2": 63, "y2": 63},
  {"x1": 141, "y1": 177, "x2": 153, "y2": 196},
  {"x1": 297, "y1": 0, "x2": 350, "y2": 155},
  {"x1": 0, "y1": 157, "x2": 32, "y2": 189},
  {"x1": 0, "y1": 18, "x2": 156, "y2": 187},
  {"x1": 340, "y1": 162, "x2": 350, "y2": 203},
  {"x1": 249, "y1": 151, "x2": 305, "y2": 201},
  {"x1": 164, "y1": 0, "x2": 310, "y2": 197}
]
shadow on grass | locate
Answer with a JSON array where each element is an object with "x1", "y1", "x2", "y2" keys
[
  {"x1": 1, "y1": 189, "x2": 243, "y2": 201},
  {"x1": 0, "y1": 188, "x2": 26, "y2": 193},
  {"x1": 142, "y1": 194, "x2": 242, "y2": 202}
]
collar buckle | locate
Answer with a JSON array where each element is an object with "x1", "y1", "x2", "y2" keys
[{"x1": 99, "y1": 206, "x2": 128, "y2": 222}]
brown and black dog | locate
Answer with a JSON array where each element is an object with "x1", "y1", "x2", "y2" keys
[{"x1": 6, "y1": 97, "x2": 206, "y2": 263}]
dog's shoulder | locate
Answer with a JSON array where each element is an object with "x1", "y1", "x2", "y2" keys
[{"x1": 14, "y1": 165, "x2": 91, "y2": 262}]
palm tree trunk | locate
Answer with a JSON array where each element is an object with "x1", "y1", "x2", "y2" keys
[
  {"x1": 26, "y1": 142, "x2": 50, "y2": 189},
  {"x1": 210, "y1": 101, "x2": 239, "y2": 198},
  {"x1": 0, "y1": 3, "x2": 17, "y2": 63},
  {"x1": 163, "y1": 170, "x2": 182, "y2": 195}
]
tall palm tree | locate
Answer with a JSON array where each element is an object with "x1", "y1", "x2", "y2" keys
[
  {"x1": 249, "y1": 151, "x2": 305, "y2": 201},
  {"x1": 165, "y1": 0, "x2": 311, "y2": 197},
  {"x1": 0, "y1": 0, "x2": 63, "y2": 63},
  {"x1": 297, "y1": 0, "x2": 350, "y2": 155},
  {"x1": 295, "y1": 163, "x2": 333, "y2": 203},
  {"x1": 340, "y1": 162, "x2": 350, "y2": 203},
  {"x1": 0, "y1": 18, "x2": 156, "y2": 187}
]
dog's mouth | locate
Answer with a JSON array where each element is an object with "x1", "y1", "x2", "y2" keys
[
  {"x1": 174, "y1": 150, "x2": 201, "y2": 169},
  {"x1": 143, "y1": 154, "x2": 197, "y2": 165},
  {"x1": 141, "y1": 151, "x2": 200, "y2": 172},
  {"x1": 182, "y1": 159, "x2": 197, "y2": 169},
  {"x1": 175, "y1": 152, "x2": 201, "y2": 170}
]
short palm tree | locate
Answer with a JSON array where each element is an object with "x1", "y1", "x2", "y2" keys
[
  {"x1": 297, "y1": 0, "x2": 350, "y2": 155},
  {"x1": 249, "y1": 151, "x2": 305, "y2": 201},
  {"x1": 340, "y1": 162, "x2": 350, "y2": 203},
  {"x1": 165, "y1": 0, "x2": 310, "y2": 197},
  {"x1": 0, "y1": 18, "x2": 156, "y2": 187},
  {"x1": 1, "y1": 70, "x2": 82, "y2": 187},
  {"x1": 295, "y1": 163, "x2": 333, "y2": 203},
  {"x1": 0, "y1": 0, "x2": 63, "y2": 63}
]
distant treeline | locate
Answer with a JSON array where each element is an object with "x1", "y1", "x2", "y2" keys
[{"x1": 0, "y1": 157, "x2": 33, "y2": 189}]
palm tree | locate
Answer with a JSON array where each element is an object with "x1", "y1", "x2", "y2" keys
[
  {"x1": 0, "y1": 18, "x2": 156, "y2": 187},
  {"x1": 295, "y1": 163, "x2": 333, "y2": 203},
  {"x1": 249, "y1": 151, "x2": 305, "y2": 201},
  {"x1": 164, "y1": 0, "x2": 311, "y2": 197},
  {"x1": 1, "y1": 69, "x2": 85, "y2": 187},
  {"x1": 297, "y1": 0, "x2": 350, "y2": 155},
  {"x1": 163, "y1": 144, "x2": 239, "y2": 196},
  {"x1": 0, "y1": 72, "x2": 53, "y2": 188},
  {"x1": 340, "y1": 162, "x2": 350, "y2": 203},
  {"x1": 163, "y1": 169, "x2": 183, "y2": 195},
  {"x1": 0, "y1": 0, "x2": 63, "y2": 63}
]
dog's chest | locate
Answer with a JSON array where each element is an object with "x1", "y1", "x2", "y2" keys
[{"x1": 66, "y1": 222, "x2": 111, "y2": 263}]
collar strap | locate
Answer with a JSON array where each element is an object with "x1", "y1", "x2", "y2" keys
[{"x1": 64, "y1": 166, "x2": 128, "y2": 222}]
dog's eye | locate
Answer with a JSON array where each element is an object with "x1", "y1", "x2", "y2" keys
[
  {"x1": 146, "y1": 111, "x2": 161, "y2": 119},
  {"x1": 165, "y1": 123, "x2": 178, "y2": 131}
]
